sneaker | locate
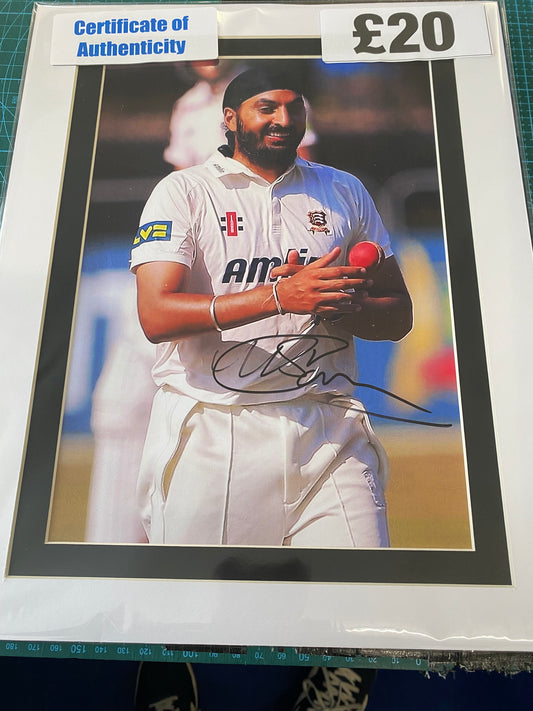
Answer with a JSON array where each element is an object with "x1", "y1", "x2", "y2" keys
[
  {"x1": 134, "y1": 662, "x2": 199, "y2": 711},
  {"x1": 292, "y1": 667, "x2": 375, "y2": 710}
]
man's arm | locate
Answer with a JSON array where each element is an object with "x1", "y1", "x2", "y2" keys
[
  {"x1": 135, "y1": 247, "x2": 372, "y2": 342},
  {"x1": 136, "y1": 260, "x2": 276, "y2": 342}
]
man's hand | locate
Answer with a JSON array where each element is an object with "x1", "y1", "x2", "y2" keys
[
  {"x1": 273, "y1": 246, "x2": 412, "y2": 341},
  {"x1": 272, "y1": 247, "x2": 371, "y2": 316}
]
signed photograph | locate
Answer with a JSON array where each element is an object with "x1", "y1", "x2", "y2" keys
[
  {"x1": 43, "y1": 58, "x2": 467, "y2": 552},
  {"x1": 50, "y1": 57, "x2": 467, "y2": 550},
  {"x1": 7, "y1": 34, "x2": 510, "y2": 585}
]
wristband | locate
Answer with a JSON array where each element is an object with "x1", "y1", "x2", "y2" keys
[
  {"x1": 272, "y1": 280, "x2": 286, "y2": 315},
  {"x1": 209, "y1": 296, "x2": 223, "y2": 332}
]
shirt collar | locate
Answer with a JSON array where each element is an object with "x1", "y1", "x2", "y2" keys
[{"x1": 205, "y1": 150, "x2": 304, "y2": 182}]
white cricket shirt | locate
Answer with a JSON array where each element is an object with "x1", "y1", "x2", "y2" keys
[{"x1": 130, "y1": 152, "x2": 392, "y2": 405}]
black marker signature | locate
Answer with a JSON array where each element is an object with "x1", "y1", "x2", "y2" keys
[{"x1": 211, "y1": 334, "x2": 452, "y2": 428}]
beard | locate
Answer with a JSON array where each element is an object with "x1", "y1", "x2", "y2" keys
[{"x1": 235, "y1": 116, "x2": 303, "y2": 170}]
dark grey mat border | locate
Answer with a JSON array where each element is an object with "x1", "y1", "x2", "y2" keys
[{"x1": 8, "y1": 43, "x2": 510, "y2": 584}]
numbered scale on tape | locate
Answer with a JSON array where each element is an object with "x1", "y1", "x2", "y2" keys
[{"x1": 0, "y1": 640, "x2": 438, "y2": 670}]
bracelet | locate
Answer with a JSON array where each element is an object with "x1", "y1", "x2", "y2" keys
[
  {"x1": 272, "y1": 280, "x2": 286, "y2": 315},
  {"x1": 209, "y1": 296, "x2": 223, "y2": 332}
]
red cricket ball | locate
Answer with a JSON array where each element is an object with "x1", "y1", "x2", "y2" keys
[{"x1": 348, "y1": 241, "x2": 385, "y2": 270}]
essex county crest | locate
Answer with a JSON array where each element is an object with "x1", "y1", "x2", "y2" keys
[{"x1": 307, "y1": 210, "x2": 330, "y2": 234}]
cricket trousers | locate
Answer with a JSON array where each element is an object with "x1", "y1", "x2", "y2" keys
[{"x1": 137, "y1": 388, "x2": 390, "y2": 547}]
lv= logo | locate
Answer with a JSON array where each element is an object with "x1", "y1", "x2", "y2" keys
[{"x1": 133, "y1": 221, "x2": 171, "y2": 246}]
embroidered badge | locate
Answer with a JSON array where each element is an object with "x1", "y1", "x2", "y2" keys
[
  {"x1": 133, "y1": 221, "x2": 171, "y2": 247},
  {"x1": 307, "y1": 210, "x2": 330, "y2": 234},
  {"x1": 220, "y1": 212, "x2": 244, "y2": 237}
]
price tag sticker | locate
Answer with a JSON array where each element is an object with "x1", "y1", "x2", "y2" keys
[{"x1": 321, "y1": 2, "x2": 492, "y2": 62}]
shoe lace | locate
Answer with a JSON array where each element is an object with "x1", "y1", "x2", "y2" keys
[{"x1": 299, "y1": 668, "x2": 367, "y2": 710}]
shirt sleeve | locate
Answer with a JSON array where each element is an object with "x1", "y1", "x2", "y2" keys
[
  {"x1": 351, "y1": 180, "x2": 392, "y2": 258},
  {"x1": 129, "y1": 175, "x2": 196, "y2": 272}
]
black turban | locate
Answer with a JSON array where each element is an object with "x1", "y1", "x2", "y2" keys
[{"x1": 222, "y1": 68, "x2": 303, "y2": 110}]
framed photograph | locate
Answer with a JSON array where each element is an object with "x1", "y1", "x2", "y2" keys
[{"x1": 0, "y1": 2, "x2": 532, "y2": 649}]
